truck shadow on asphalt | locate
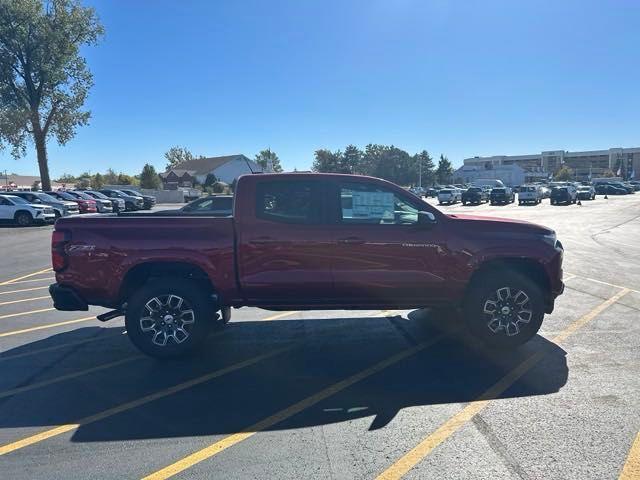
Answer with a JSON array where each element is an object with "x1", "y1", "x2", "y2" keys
[{"x1": 0, "y1": 309, "x2": 568, "y2": 442}]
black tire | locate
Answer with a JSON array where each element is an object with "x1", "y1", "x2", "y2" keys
[
  {"x1": 463, "y1": 270, "x2": 544, "y2": 349},
  {"x1": 125, "y1": 277, "x2": 215, "y2": 358},
  {"x1": 15, "y1": 211, "x2": 33, "y2": 227},
  {"x1": 220, "y1": 306, "x2": 231, "y2": 324}
]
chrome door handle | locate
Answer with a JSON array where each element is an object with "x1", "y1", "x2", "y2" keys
[{"x1": 338, "y1": 237, "x2": 366, "y2": 245}]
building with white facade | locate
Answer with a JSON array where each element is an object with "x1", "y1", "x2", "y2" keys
[
  {"x1": 463, "y1": 146, "x2": 639, "y2": 182},
  {"x1": 160, "y1": 154, "x2": 263, "y2": 189}
]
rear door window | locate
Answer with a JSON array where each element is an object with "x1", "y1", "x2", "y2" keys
[{"x1": 256, "y1": 181, "x2": 321, "y2": 224}]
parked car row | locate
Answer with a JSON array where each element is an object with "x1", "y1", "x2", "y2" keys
[{"x1": 0, "y1": 188, "x2": 156, "y2": 226}]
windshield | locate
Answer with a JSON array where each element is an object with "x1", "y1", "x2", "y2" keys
[
  {"x1": 35, "y1": 192, "x2": 60, "y2": 202},
  {"x1": 5, "y1": 195, "x2": 29, "y2": 204},
  {"x1": 84, "y1": 191, "x2": 109, "y2": 199}
]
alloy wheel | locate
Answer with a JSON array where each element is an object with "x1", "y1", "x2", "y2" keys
[
  {"x1": 482, "y1": 286, "x2": 533, "y2": 337},
  {"x1": 139, "y1": 294, "x2": 195, "y2": 347}
]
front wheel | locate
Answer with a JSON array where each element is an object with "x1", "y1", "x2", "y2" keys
[
  {"x1": 15, "y1": 212, "x2": 33, "y2": 227},
  {"x1": 463, "y1": 271, "x2": 544, "y2": 349},
  {"x1": 125, "y1": 278, "x2": 215, "y2": 358}
]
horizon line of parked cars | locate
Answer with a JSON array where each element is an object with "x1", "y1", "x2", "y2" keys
[
  {"x1": 410, "y1": 179, "x2": 639, "y2": 207},
  {"x1": 0, "y1": 188, "x2": 156, "y2": 227}
]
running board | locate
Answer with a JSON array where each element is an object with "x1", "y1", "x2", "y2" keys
[{"x1": 97, "y1": 309, "x2": 124, "y2": 322}]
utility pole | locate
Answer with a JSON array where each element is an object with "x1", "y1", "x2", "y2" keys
[{"x1": 418, "y1": 158, "x2": 422, "y2": 188}]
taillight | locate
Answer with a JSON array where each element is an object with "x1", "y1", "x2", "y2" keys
[{"x1": 52, "y1": 229, "x2": 71, "y2": 272}]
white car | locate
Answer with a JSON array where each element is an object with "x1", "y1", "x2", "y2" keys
[
  {"x1": 437, "y1": 188, "x2": 460, "y2": 205},
  {"x1": 0, "y1": 194, "x2": 56, "y2": 226}
]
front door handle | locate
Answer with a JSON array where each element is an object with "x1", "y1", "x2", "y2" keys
[
  {"x1": 338, "y1": 237, "x2": 366, "y2": 245},
  {"x1": 249, "y1": 236, "x2": 277, "y2": 245}
]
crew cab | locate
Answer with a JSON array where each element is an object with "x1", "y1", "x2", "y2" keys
[{"x1": 49, "y1": 173, "x2": 565, "y2": 358}]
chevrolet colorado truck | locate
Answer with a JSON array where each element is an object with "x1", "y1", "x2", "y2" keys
[{"x1": 49, "y1": 173, "x2": 564, "y2": 358}]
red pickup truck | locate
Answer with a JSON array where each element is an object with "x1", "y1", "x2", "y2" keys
[{"x1": 50, "y1": 173, "x2": 564, "y2": 357}]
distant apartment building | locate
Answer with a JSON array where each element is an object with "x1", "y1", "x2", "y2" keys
[{"x1": 457, "y1": 146, "x2": 639, "y2": 185}]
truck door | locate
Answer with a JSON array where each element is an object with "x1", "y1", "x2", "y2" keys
[
  {"x1": 328, "y1": 179, "x2": 450, "y2": 306},
  {"x1": 236, "y1": 179, "x2": 334, "y2": 305}
]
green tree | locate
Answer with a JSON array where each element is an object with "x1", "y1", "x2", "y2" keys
[
  {"x1": 54, "y1": 173, "x2": 76, "y2": 184},
  {"x1": 91, "y1": 172, "x2": 104, "y2": 189},
  {"x1": 116, "y1": 172, "x2": 136, "y2": 185},
  {"x1": 164, "y1": 146, "x2": 195, "y2": 170},
  {"x1": 414, "y1": 150, "x2": 435, "y2": 186},
  {"x1": 0, "y1": 0, "x2": 104, "y2": 191},
  {"x1": 103, "y1": 168, "x2": 117, "y2": 185},
  {"x1": 212, "y1": 181, "x2": 226, "y2": 193},
  {"x1": 602, "y1": 169, "x2": 615, "y2": 178},
  {"x1": 554, "y1": 166, "x2": 574, "y2": 181},
  {"x1": 436, "y1": 154, "x2": 453, "y2": 184},
  {"x1": 312, "y1": 149, "x2": 342, "y2": 173},
  {"x1": 340, "y1": 145, "x2": 362, "y2": 174},
  {"x1": 139, "y1": 163, "x2": 160, "y2": 189},
  {"x1": 255, "y1": 148, "x2": 283, "y2": 173}
]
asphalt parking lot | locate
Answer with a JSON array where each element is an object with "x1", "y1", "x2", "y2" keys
[{"x1": 0, "y1": 197, "x2": 639, "y2": 479}]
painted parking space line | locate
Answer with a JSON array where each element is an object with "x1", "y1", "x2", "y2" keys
[
  {"x1": 0, "y1": 307, "x2": 55, "y2": 321},
  {"x1": 374, "y1": 287, "x2": 630, "y2": 480},
  {"x1": 0, "y1": 347, "x2": 291, "y2": 456},
  {"x1": 619, "y1": 430, "x2": 640, "y2": 479},
  {"x1": 0, "y1": 286, "x2": 49, "y2": 296},
  {"x1": 262, "y1": 311, "x2": 299, "y2": 321},
  {"x1": 0, "y1": 316, "x2": 96, "y2": 338},
  {"x1": 0, "y1": 268, "x2": 52, "y2": 286},
  {"x1": 141, "y1": 332, "x2": 447, "y2": 480},
  {"x1": 565, "y1": 273, "x2": 640, "y2": 294},
  {"x1": 0, "y1": 331, "x2": 124, "y2": 362},
  {"x1": 0, "y1": 356, "x2": 140, "y2": 400},
  {"x1": 0, "y1": 295, "x2": 51, "y2": 307},
  {"x1": 0, "y1": 277, "x2": 55, "y2": 286}
]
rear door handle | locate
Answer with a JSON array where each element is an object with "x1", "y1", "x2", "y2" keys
[{"x1": 338, "y1": 237, "x2": 366, "y2": 245}]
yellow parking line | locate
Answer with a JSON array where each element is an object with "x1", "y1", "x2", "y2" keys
[
  {"x1": 0, "y1": 295, "x2": 51, "y2": 307},
  {"x1": 375, "y1": 288, "x2": 630, "y2": 480},
  {"x1": 0, "y1": 356, "x2": 140, "y2": 400},
  {"x1": 1, "y1": 277, "x2": 54, "y2": 286},
  {"x1": 619, "y1": 430, "x2": 640, "y2": 479},
  {"x1": 0, "y1": 307, "x2": 55, "y2": 320},
  {"x1": 263, "y1": 311, "x2": 298, "y2": 321},
  {"x1": 0, "y1": 332, "x2": 124, "y2": 362},
  {"x1": 0, "y1": 347, "x2": 290, "y2": 456},
  {"x1": 0, "y1": 286, "x2": 49, "y2": 296},
  {"x1": 0, "y1": 316, "x2": 95, "y2": 338},
  {"x1": 141, "y1": 332, "x2": 446, "y2": 480},
  {"x1": 0, "y1": 268, "x2": 52, "y2": 286}
]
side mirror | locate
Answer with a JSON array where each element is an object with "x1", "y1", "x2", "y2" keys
[
  {"x1": 417, "y1": 211, "x2": 436, "y2": 227},
  {"x1": 33, "y1": 198, "x2": 42, "y2": 203}
]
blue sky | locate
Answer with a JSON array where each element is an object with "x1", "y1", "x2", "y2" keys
[{"x1": 2, "y1": 0, "x2": 640, "y2": 178}]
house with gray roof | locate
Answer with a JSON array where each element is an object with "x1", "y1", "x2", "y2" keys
[{"x1": 159, "y1": 154, "x2": 262, "y2": 189}]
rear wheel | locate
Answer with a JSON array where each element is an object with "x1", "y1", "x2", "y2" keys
[
  {"x1": 125, "y1": 278, "x2": 215, "y2": 358},
  {"x1": 464, "y1": 270, "x2": 544, "y2": 349},
  {"x1": 15, "y1": 211, "x2": 33, "y2": 227}
]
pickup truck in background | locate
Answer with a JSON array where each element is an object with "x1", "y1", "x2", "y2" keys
[{"x1": 49, "y1": 173, "x2": 565, "y2": 358}]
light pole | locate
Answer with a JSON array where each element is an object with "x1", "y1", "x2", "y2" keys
[{"x1": 418, "y1": 158, "x2": 422, "y2": 188}]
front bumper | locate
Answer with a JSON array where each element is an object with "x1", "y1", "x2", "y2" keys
[{"x1": 49, "y1": 283, "x2": 89, "y2": 311}]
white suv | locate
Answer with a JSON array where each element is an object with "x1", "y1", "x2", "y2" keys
[
  {"x1": 0, "y1": 194, "x2": 56, "y2": 226},
  {"x1": 518, "y1": 185, "x2": 542, "y2": 205},
  {"x1": 437, "y1": 188, "x2": 460, "y2": 205}
]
